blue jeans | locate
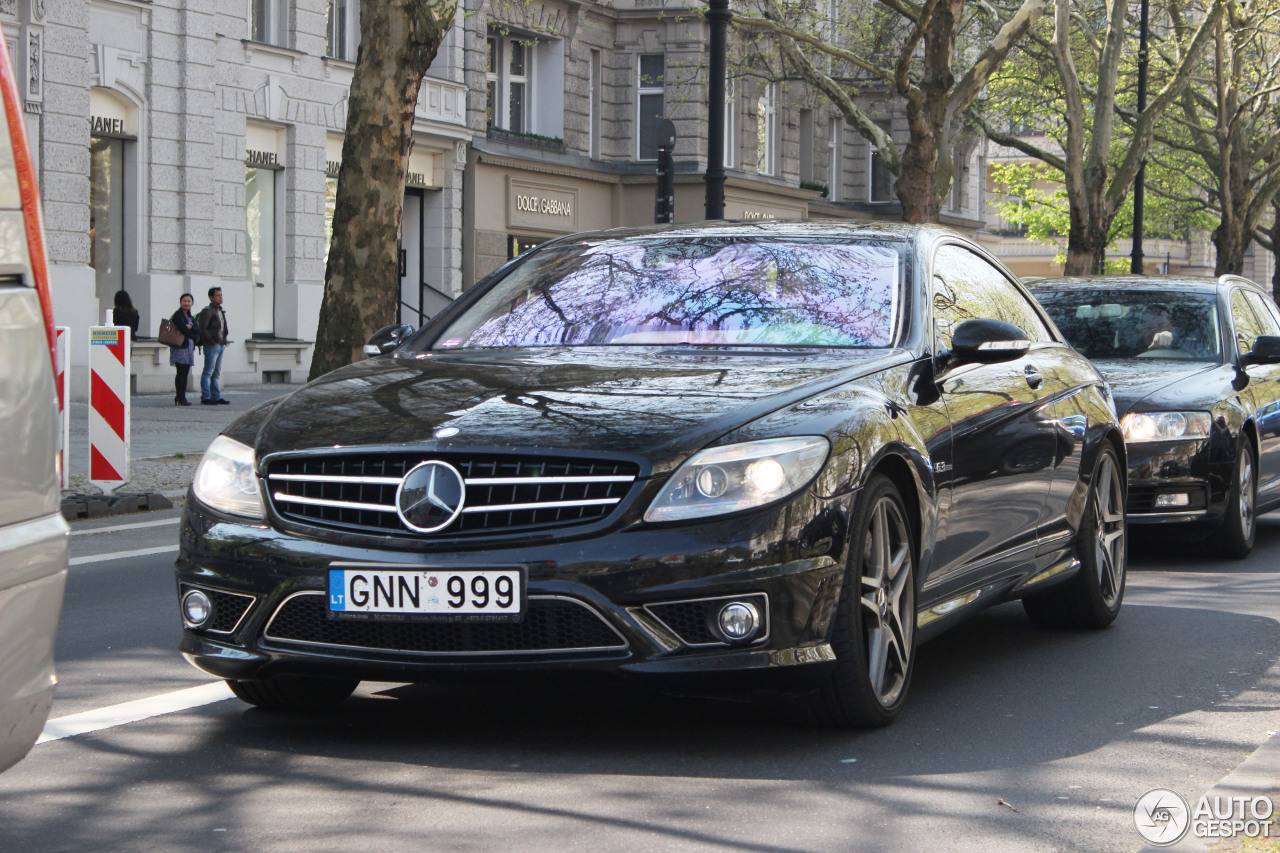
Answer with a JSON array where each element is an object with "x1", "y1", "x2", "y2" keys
[{"x1": 200, "y1": 344, "x2": 224, "y2": 401}]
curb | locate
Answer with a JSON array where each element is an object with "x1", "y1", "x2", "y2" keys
[
  {"x1": 1138, "y1": 731, "x2": 1280, "y2": 852},
  {"x1": 61, "y1": 491, "x2": 174, "y2": 521}
]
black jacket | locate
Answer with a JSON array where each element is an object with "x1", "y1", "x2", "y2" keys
[{"x1": 195, "y1": 303, "x2": 228, "y2": 346}]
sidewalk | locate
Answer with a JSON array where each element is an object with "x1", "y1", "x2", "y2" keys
[{"x1": 67, "y1": 384, "x2": 299, "y2": 502}]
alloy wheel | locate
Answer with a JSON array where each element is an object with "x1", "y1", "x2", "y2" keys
[
  {"x1": 1239, "y1": 452, "x2": 1255, "y2": 542},
  {"x1": 859, "y1": 495, "x2": 914, "y2": 707},
  {"x1": 1093, "y1": 452, "x2": 1126, "y2": 608}
]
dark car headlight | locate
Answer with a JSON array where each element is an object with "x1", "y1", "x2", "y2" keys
[
  {"x1": 192, "y1": 435, "x2": 265, "y2": 518},
  {"x1": 1121, "y1": 411, "x2": 1211, "y2": 443},
  {"x1": 644, "y1": 437, "x2": 830, "y2": 523}
]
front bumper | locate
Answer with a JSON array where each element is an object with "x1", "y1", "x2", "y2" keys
[
  {"x1": 176, "y1": 487, "x2": 852, "y2": 686},
  {"x1": 1124, "y1": 438, "x2": 1228, "y2": 525}
]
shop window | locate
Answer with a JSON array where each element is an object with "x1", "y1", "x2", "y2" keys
[
  {"x1": 246, "y1": 166, "x2": 278, "y2": 335},
  {"x1": 828, "y1": 116, "x2": 842, "y2": 201},
  {"x1": 90, "y1": 137, "x2": 125, "y2": 314},
  {"x1": 508, "y1": 235, "x2": 545, "y2": 259},
  {"x1": 757, "y1": 83, "x2": 777, "y2": 176},
  {"x1": 637, "y1": 54, "x2": 665, "y2": 161},
  {"x1": 327, "y1": 0, "x2": 360, "y2": 62},
  {"x1": 250, "y1": 0, "x2": 288, "y2": 48},
  {"x1": 870, "y1": 120, "x2": 893, "y2": 203}
]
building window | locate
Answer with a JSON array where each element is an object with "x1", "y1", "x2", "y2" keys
[
  {"x1": 870, "y1": 120, "x2": 893, "y2": 202},
  {"x1": 724, "y1": 79, "x2": 737, "y2": 168},
  {"x1": 250, "y1": 0, "x2": 288, "y2": 47},
  {"x1": 326, "y1": 0, "x2": 360, "y2": 61},
  {"x1": 589, "y1": 49, "x2": 601, "y2": 159},
  {"x1": 246, "y1": 166, "x2": 278, "y2": 335},
  {"x1": 90, "y1": 137, "x2": 125, "y2": 314},
  {"x1": 637, "y1": 54, "x2": 665, "y2": 161},
  {"x1": 757, "y1": 83, "x2": 777, "y2": 176},
  {"x1": 828, "y1": 117, "x2": 842, "y2": 201},
  {"x1": 487, "y1": 34, "x2": 531, "y2": 134},
  {"x1": 798, "y1": 109, "x2": 814, "y2": 183}
]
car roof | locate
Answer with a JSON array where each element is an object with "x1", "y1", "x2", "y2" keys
[
  {"x1": 541, "y1": 219, "x2": 949, "y2": 246},
  {"x1": 1028, "y1": 275, "x2": 1266, "y2": 297}
]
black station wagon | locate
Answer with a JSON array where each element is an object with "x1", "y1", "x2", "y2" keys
[{"x1": 177, "y1": 222, "x2": 1125, "y2": 727}]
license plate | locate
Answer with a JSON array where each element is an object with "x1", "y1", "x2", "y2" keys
[{"x1": 327, "y1": 568, "x2": 523, "y2": 622}]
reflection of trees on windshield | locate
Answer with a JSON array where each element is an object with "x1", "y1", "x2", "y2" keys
[{"x1": 438, "y1": 239, "x2": 900, "y2": 349}]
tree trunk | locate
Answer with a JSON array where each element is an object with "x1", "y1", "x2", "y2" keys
[
  {"x1": 309, "y1": 0, "x2": 456, "y2": 381},
  {"x1": 1213, "y1": 219, "x2": 1248, "y2": 276},
  {"x1": 1063, "y1": 178, "x2": 1113, "y2": 275},
  {"x1": 1270, "y1": 200, "x2": 1280, "y2": 299}
]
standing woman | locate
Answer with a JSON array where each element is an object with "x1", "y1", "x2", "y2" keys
[
  {"x1": 112, "y1": 290, "x2": 140, "y2": 341},
  {"x1": 170, "y1": 293, "x2": 197, "y2": 406}
]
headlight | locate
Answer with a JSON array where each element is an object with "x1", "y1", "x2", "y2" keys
[
  {"x1": 1121, "y1": 411, "x2": 1212, "y2": 443},
  {"x1": 644, "y1": 437, "x2": 830, "y2": 523},
  {"x1": 192, "y1": 435, "x2": 265, "y2": 518}
]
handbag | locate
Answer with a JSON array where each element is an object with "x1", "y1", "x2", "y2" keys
[{"x1": 157, "y1": 318, "x2": 185, "y2": 348}]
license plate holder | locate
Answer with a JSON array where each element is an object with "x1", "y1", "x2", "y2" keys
[{"x1": 327, "y1": 567, "x2": 525, "y2": 623}]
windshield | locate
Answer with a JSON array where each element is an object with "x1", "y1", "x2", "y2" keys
[
  {"x1": 430, "y1": 237, "x2": 904, "y2": 350},
  {"x1": 1035, "y1": 289, "x2": 1221, "y2": 362}
]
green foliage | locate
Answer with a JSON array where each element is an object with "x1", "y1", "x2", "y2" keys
[{"x1": 799, "y1": 180, "x2": 830, "y2": 197}]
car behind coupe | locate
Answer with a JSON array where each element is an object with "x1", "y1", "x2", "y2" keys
[
  {"x1": 178, "y1": 222, "x2": 1125, "y2": 727},
  {"x1": 1032, "y1": 275, "x2": 1280, "y2": 558}
]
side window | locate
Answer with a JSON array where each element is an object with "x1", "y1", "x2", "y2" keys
[
  {"x1": 1244, "y1": 291, "x2": 1280, "y2": 336},
  {"x1": 932, "y1": 245, "x2": 1053, "y2": 347},
  {"x1": 1231, "y1": 290, "x2": 1267, "y2": 356}
]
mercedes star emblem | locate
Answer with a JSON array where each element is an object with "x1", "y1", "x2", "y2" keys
[{"x1": 395, "y1": 460, "x2": 466, "y2": 533}]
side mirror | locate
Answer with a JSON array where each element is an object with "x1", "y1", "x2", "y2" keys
[
  {"x1": 1246, "y1": 334, "x2": 1280, "y2": 365},
  {"x1": 948, "y1": 318, "x2": 1031, "y2": 365},
  {"x1": 363, "y1": 323, "x2": 416, "y2": 356}
]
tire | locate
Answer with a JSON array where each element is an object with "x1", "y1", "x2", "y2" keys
[
  {"x1": 228, "y1": 675, "x2": 359, "y2": 713},
  {"x1": 1023, "y1": 443, "x2": 1126, "y2": 629},
  {"x1": 789, "y1": 474, "x2": 916, "y2": 728},
  {"x1": 1209, "y1": 438, "x2": 1256, "y2": 559}
]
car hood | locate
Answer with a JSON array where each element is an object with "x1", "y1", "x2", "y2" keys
[
  {"x1": 1090, "y1": 359, "x2": 1219, "y2": 416},
  {"x1": 243, "y1": 347, "x2": 910, "y2": 471}
]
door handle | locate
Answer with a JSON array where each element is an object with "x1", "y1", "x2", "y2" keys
[{"x1": 1024, "y1": 365, "x2": 1043, "y2": 389}]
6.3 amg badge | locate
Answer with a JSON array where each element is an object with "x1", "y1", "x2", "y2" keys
[{"x1": 395, "y1": 461, "x2": 466, "y2": 533}]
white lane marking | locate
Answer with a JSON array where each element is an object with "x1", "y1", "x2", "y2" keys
[
  {"x1": 71, "y1": 518, "x2": 180, "y2": 537},
  {"x1": 37, "y1": 682, "x2": 234, "y2": 744},
  {"x1": 69, "y1": 545, "x2": 179, "y2": 566}
]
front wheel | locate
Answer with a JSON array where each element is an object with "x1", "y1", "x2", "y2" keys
[
  {"x1": 1024, "y1": 442, "x2": 1126, "y2": 629},
  {"x1": 1210, "y1": 439, "x2": 1256, "y2": 559},
  {"x1": 789, "y1": 474, "x2": 916, "y2": 728},
  {"x1": 228, "y1": 675, "x2": 359, "y2": 713}
]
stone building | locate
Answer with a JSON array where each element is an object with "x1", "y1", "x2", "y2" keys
[{"x1": 3, "y1": 0, "x2": 990, "y2": 394}]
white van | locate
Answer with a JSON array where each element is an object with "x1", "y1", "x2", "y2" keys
[{"x1": 0, "y1": 34, "x2": 68, "y2": 772}]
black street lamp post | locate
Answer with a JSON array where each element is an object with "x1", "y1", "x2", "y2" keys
[
  {"x1": 1131, "y1": 0, "x2": 1150, "y2": 274},
  {"x1": 705, "y1": 0, "x2": 731, "y2": 220}
]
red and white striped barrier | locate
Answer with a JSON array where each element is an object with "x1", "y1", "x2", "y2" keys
[
  {"x1": 88, "y1": 326, "x2": 130, "y2": 491},
  {"x1": 55, "y1": 326, "x2": 69, "y2": 489}
]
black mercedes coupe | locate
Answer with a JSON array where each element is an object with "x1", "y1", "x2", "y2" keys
[
  {"x1": 1031, "y1": 275, "x2": 1280, "y2": 559},
  {"x1": 178, "y1": 222, "x2": 1125, "y2": 728}
]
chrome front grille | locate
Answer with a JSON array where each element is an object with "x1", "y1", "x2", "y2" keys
[{"x1": 264, "y1": 452, "x2": 640, "y2": 537}]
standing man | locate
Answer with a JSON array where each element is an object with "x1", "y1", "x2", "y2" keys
[{"x1": 196, "y1": 286, "x2": 230, "y2": 405}]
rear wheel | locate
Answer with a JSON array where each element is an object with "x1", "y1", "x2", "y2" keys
[
  {"x1": 1024, "y1": 443, "x2": 1126, "y2": 629},
  {"x1": 1210, "y1": 439, "x2": 1256, "y2": 559},
  {"x1": 228, "y1": 675, "x2": 359, "y2": 713},
  {"x1": 790, "y1": 474, "x2": 916, "y2": 728}
]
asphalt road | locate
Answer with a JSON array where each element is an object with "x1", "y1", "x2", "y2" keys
[{"x1": 1, "y1": 512, "x2": 1277, "y2": 852}]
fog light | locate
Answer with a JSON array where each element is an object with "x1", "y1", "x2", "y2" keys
[
  {"x1": 1155, "y1": 493, "x2": 1190, "y2": 507},
  {"x1": 718, "y1": 601, "x2": 761, "y2": 641},
  {"x1": 182, "y1": 590, "x2": 213, "y2": 628}
]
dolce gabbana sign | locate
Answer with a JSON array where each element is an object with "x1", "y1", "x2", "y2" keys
[
  {"x1": 724, "y1": 195, "x2": 807, "y2": 222},
  {"x1": 508, "y1": 178, "x2": 578, "y2": 232}
]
